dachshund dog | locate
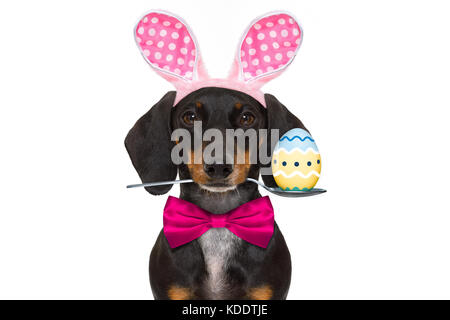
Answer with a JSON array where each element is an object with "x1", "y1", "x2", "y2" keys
[{"x1": 125, "y1": 87, "x2": 307, "y2": 300}]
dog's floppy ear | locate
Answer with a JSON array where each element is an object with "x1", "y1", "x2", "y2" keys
[
  {"x1": 125, "y1": 91, "x2": 177, "y2": 195},
  {"x1": 261, "y1": 93, "x2": 307, "y2": 187}
]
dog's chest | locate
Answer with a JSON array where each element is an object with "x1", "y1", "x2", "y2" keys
[{"x1": 198, "y1": 228, "x2": 241, "y2": 297}]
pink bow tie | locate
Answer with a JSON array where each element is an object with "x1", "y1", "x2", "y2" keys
[{"x1": 163, "y1": 196, "x2": 274, "y2": 249}]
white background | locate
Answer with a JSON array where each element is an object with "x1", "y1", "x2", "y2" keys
[{"x1": 0, "y1": 0, "x2": 449, "y2": 299}]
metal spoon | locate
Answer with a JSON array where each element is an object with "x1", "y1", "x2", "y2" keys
[
  {"x1": 245, "y1": 178, "x2": 326, "y2": 198},
  {"x1": 127, "y1": 178, "x2": 326, "y2": 198},
  {"x1": 127, "y1": 179, "x2": 194, "y2": 189}
]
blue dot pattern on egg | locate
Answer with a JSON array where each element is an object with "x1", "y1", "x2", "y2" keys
[{"x1": 272, "y1": 128, "x2": 321, "y2": 191}]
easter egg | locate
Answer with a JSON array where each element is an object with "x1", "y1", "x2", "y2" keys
[{"x1": 272, "y1": 128, "x2": 321, "y2": 191}]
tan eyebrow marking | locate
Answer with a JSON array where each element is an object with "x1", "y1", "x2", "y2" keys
[
  {"x1": 196, "y1": 101, "x2": 203, "y2": 108},
  {"x1": 235, "y1": 102, "x2": 243, "y2": 109}
]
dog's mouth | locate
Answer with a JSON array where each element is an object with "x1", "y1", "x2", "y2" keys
[
  {"x1": 186, "y1": 160, "x2": 251, "y2": 193},
  {"x1": 199, "y1": 180, "x2": 237, "y2": 193}
]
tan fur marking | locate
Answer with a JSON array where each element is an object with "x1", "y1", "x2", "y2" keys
[
  {"x1": 235, "y1": 102, "x2": 243, "y2": 109},
  {"x1": 248, "y1": 285, "x2": 273, "y2": 300},
  {"x1": 168, "y1": 285, "x2": 192, "y2": 300},
  {"x1": 196, "y1": 101, "x2": 203, "y2": 108},
  {"x1": 187, "y1": 151, "x2": 210, "y2": 185},
  {"x1": 187, "y1": 144, "x2": 252, "y2": 188},
  {"x1": 229, "y1": 150, "x2": 251, "y2": 185}
]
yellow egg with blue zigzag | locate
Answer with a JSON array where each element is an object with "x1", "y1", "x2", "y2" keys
[{"x1": 272, "y1": 128, "x2": 321, "y2": 191}]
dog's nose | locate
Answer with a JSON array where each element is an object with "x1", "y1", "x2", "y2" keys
[{"x1": 203, "y1": 163, "x2": 234, "y2": 179}]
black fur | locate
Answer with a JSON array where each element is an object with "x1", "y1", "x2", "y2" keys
[
  {"x1": 125, "y1": 87, "x2": 306, "y2": 299},
  {"x1": 125, "y1": 91, "x2": 177, "y2": 195},
  {"x1": 262, "y1": 93, "x2": 307, "y2": 187}
]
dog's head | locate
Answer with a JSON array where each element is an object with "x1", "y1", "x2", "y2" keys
[{"x1": 125, "y1": 87, "x2": 307, "y2": 195}]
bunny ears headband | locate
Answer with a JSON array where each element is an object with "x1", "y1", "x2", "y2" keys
[{"x1": 134, "y1": 10, "x2": 303, "y2": 107}]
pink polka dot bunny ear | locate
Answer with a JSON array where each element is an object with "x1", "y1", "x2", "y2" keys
[
  {"x1": 229, "y1": 12, "x2": 303, "y2": 89},
  {"x1": 135, "y1": 10, "x2": 208, "y2": 87},
  {"x1": 135, "y1": 10, "x2": 302, "y2": 107}
]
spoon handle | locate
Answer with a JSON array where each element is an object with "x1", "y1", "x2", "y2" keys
[
  {"x1": 127, "y1": 179, "x2": 194, "y2": 189},
  {"x1": 245, "y1": 178, "x2": 267, "y2": 188}
]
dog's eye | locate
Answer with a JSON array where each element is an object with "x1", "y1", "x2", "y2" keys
[
  {"x1": 182, "y1": 111, "x2": 197, "y2": 125},
  {"x1": 239, "y1": 113, "x2": 255, "y2": 126}
]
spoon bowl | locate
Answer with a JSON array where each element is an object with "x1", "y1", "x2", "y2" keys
[{"x1": 245, "y1": 178, "x2": 326, "y2": 198}]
